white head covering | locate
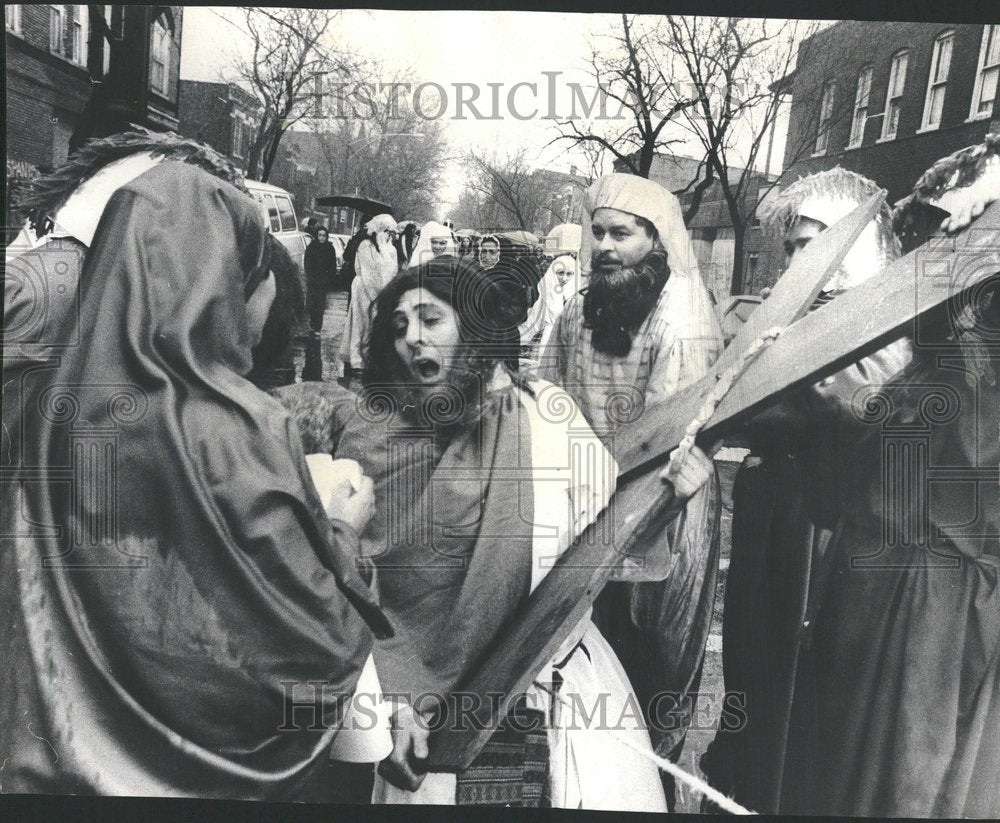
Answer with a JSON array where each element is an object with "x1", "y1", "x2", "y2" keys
[
  {"x1": 581, "y1": 173, "x2": 702, "y2": 282},
  {"x1": 760, "y1": 167, "x2": 898, "y2": 292},
  {"x1": 365, "y1": 213, "x2": 396, "y2": 236},
  {"x1": 406, "y1": 220, "x2": 456, "y2": 268},
  {"x1": 545, "y1": 222, "x2": 583, "y2": 255}
]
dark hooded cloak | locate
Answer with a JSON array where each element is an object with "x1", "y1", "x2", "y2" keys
[{"x1": 1, "y1": 162, "x2": 388, "y2": 798}]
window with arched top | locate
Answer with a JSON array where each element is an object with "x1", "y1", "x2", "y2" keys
[
  {"x1": 881, "y1": 49, "x2": 910, "y2": 140},
  {"x1": 848, "y1": 65, "x2": 874, "y2": 148},
  {"x1": 920, "y1": 30, "x2": 955, "y2": 130}
]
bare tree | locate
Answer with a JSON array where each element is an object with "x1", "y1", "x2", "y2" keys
[
  {"x1": 232, "y1": 7, "x2": 349, "y2": 182},
  {"x1": 658, "y1": 16, "x2": 850, "y2": 293},
  {"x1": 549, "y1": 14, "x2": 699, "y2": 178},
  {"x1": 304, "y1": 64, "x2": 450, "y2": 220},
  {"x1": 462, "y1": 149, "x2": 554, "y2": 231}
]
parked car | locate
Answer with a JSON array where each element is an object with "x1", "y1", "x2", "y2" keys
[
  {"x1": 245, "y1": 180, "x2": 309, "y2": 274},
  {"x1": 716, "y1": 294, "x2": 764, "y2": 345}
]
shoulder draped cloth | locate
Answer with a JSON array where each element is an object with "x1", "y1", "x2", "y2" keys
[
  {"x1": 1, "y1": 162, "x2": 388, "y2": 798},
  {"x1": 329, "y1": 381, "x2": 549, "y2": 702}
]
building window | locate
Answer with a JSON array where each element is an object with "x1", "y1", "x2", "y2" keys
[
  {"x1": 747, "y1": 254, "x2": 759, "y2": 289},
  {"x1": 881, "y1": 50, "x2": 910, "y2": 140},
  {"x1": 814, "y1": 81, "x2": 836, "y2": 155},
  {"x1": 150, "y1": 17, "x2": 171, "y2": 96},
  {"x1": 848, "y1": 65, "x2": 873, "y2": 147},
  {"x1": 5, "y1": 5, "x2": 22, "y2": 34},
  {"x1": 232, "y1": 117, "x2": 244, "y2": 159},
  {"x1": 50, "y1": 5, "x2": 66, "y2": 55},
  {"x1": 971, "y1": 25, "x2": 1000, "y2": 119},
  {"x1": 921, "y1": 30, "x2": 954, "y2": 129},
  {"x1": 69, "y1": 5, "x2": 89, "y2": 67}
]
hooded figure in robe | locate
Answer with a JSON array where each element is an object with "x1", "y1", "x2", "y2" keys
[
  {"x1": 1, "y1": 133, "x2": 389, "y2": 799},
  {"x1": 339, "y1": 213, "x2": 400, "y2": 375}
]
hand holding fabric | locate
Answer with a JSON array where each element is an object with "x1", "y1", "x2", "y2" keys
[{"x1": 305, "y1": 454, "x2": 375, "y2": 533}]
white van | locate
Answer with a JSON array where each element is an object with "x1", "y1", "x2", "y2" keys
[{"x1": 245, "y1": 180, "x2": 308, "y2": 272}]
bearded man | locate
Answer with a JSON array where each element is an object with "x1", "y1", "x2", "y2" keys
[{"x1": 539, "y1": 173, "x2": 724, "y2": 808}]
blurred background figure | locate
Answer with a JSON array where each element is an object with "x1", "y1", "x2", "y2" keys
[
  {"x1": 407, "y1": 220, "x2": 456, "y2": 267},
  {"x1": 339, "y1": 213, "x2": 399, "y2": 381},
  {"x1": 478, "y1": 233, "x2": 501, "y2": 271},
  {"x1": 395, "y1": 221, "x2": 420, "y2": 270},
  {"x1": 303, "y1": 226, "x2": 339, "y2": 337}
]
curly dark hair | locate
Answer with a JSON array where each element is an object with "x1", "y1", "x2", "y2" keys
[{"x1": 362, "y1": 255, "x2": 533, "y2": 426}]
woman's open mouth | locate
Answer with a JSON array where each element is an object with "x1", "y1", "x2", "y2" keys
[{"x1": 412, "y1": 356, "x2": 442, "y2": 382}]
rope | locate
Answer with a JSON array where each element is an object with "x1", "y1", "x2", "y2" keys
[
  {"x1": 533, "y1": 681, "x2": 755, "y2": 815},
  {"x1": 664, "y1": 326, "x2": 785, "y2": 479},
  {"x1": 539, "y1": 327, "x2": 785, "y2": 815}
]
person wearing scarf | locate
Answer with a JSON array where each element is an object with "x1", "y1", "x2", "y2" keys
[
  {"x1": 537, "y1": 173, "x2": 723, "y2": 807},
  {"x1": 519, "y1": 222, "x2": 584, "y2": 362},
  {"x1": 771, "y1": 142, "x2": 999, "y2": 817},
  {"x1": 701, "y1": 167, "x2": 914, "y2": 813},
  {"x1": 307, "y1": 255, "x2": 714, "y2": 808},
  {"x1": 406, "y1": 220, "x2": 456, "y2": 268},
  {"x1": 338, "y1": 213, "x2": 400, "y2": 377},
  {"x1": 303, "y1": 225, "x2": 339, "y2": 335},
  {"x1": 1, "y1": 134, "x2": 390, "y2": 798}
]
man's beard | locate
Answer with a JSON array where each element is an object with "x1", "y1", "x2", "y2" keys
[{"x1": 583, "y1": 249, "x2": 670, "y2": 357}]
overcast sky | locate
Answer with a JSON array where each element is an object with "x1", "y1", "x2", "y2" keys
[{"x1": 181, "y1": 8, "x2": 794, "y2": 211}]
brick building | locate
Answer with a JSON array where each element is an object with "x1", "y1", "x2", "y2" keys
[
  {"x1": 5, "y1": 5, "x2": 183, "y2": 238},
  {"x1": 178, "y1": 80, "x2": 261, "y2": 175},
  {"x1": 779, "y1": 21, "x2": 1000, "y2": 205}
]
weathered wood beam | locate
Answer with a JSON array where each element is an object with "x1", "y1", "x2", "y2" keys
[{"x1": 425, "y1": 195, "x2": 887, "y2": 771}]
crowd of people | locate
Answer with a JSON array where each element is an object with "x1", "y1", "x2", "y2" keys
[{"x1": 1, "y1": 127, "x2": 997, "y2": 815}]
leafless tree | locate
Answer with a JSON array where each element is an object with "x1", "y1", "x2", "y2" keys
[
  {"x1": 303, "y1": 64, "x2": 450, "y2": 220},
  {"x1": 457, "y1": 149, "x2": 565, "y2": 231},
  {"x1": 549, "y1": 14, "x2": 700, "y2": 178},
  {"x1": 462, "y1": 149, "x2": 555, "y2": 231},
  {"x1": 232, "y1": 7, "x2": 349, "y2": 182},
  {"x1": 658, "y1": 16, "x2": 850, "y2": 293}
]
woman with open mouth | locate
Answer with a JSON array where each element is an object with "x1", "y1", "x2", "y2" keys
[{"x1": 322, "y1": 254, "x2": 715, "y2": 809}]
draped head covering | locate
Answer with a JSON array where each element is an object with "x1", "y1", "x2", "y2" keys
[
  {"x1": 407, "y1": 220, "x2": 456, "y2": 268},
  {"x1": 760, "y1": 166, "x2": 899, "y2": 291},
  {"x1": 1, "y1": 161, "x2": 388, "y2": 797},
  {"x1": 581, "y1": 173, "x2": 702, "y2": 280},
  {"x1": 366, "y1": 212, "x2": 397, "y2": 237}
]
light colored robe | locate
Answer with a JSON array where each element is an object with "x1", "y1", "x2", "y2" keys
[{"x1": 338, "y1": 236, "x2": 399, "y2": 371}]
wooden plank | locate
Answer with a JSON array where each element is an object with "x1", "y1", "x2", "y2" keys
[
  {"x1": 424, "y1": 195, "x2": 885, "y2": 771},
  {"x1": 616, "y1": 200, "x2": 1000, "y2": 481}
]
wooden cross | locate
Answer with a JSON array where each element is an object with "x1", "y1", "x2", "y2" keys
[{"x1": 426, "y1": 198, "x2": 1000, "y2": 771}]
